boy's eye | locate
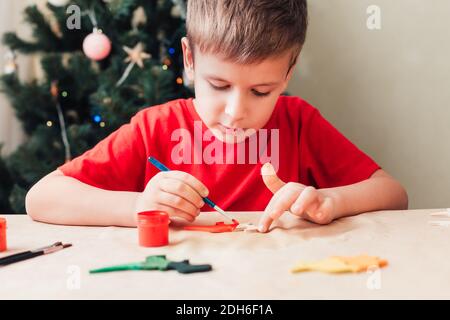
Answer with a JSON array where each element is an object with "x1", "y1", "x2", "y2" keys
[
  {"x1": 209, "y1": 82, "x2": 270, "y2": 97},
  {"x1": 209, "y1": 83, "x2": 230, "y2": 91},
  {"x1": 251, "y1": 89, "x2": 271, "y2": 97}
]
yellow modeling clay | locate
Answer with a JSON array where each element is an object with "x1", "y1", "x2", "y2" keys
[
  {"x1": 291, "y1": 257, "x2": 355, "y2": 273},
  {"x1": 334, "y1": 254, "x2": 388, "y2": 272},
  {"x1": 291, "y1": 254, "x2": 388, "y2": 274}
]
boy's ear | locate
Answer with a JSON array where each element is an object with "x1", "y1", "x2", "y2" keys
[
  {"x1": 285, "y1": 57, "x2": 298, "y2": 82},
  {"x1": 181, "y1": 37, "x2": 195, "y2": 82},
  {"x1": 282, "y1": 57, "x2": 298, "y2": 91}
]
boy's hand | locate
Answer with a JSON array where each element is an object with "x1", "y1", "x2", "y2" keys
[
  {"x1": 258, "y1": 163, "x2": 336, "y2": 233},
  {"x1": 134, "y1": 171, "x2": 209, "y2": 223}
]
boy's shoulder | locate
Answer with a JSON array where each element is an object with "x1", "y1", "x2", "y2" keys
[
  {"x1": 122, "y1": 98, "x2": 193, "y2": 140},
  {"x1": 132, "y1": 98, "x2": 189, "y2": 123}
]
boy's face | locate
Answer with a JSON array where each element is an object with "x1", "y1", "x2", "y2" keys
[{"x1": 181, "y1": 37, "x2": 296, "y2": 143}]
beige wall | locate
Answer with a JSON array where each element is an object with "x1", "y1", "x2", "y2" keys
[{"x1": 288, "y1": 0, "x2": 450, "y2": 209}]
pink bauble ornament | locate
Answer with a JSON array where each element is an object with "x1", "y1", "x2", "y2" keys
[
  {"x1": 82, "y1": 29, "x2": 111, "y2": 61},
  {"x1": 48, "y1": 0, "x2": 69, "y2": 6}
]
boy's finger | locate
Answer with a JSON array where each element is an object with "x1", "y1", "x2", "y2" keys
[
  {"x1": 157, "y1": 191, "x2": 200, "y2": 218},
  {"x1": 261, "y1": 163, "x2": 286, "y2": 194},
  {"x1": 156, "y1": 204, "x2": 196, "y2": 222},
  {"x1": 166, "y1": 171, "x2": 209, "y2": 197},
  {"x1": 160, "y1": 178, "x2": 205, "y2": 208},
  {"x1": 306, "y1": 197, "x2": 334, "y2": 225},
  {"x1": 258, "y1": 185, "x2": 300, "y2": 232},
  {"x1": 290, "y1": 186, "x2": 318, "y2": 216},
  {"x1": 265, "y1": 183, "x2": 304, "y2": 215}
]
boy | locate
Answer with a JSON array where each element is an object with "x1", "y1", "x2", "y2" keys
[{"x1": 26, "y1": 0, "x2": 408, "y2": 232}]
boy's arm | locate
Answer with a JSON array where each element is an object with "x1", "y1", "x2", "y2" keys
[
  {"x1": 259, "y1": 164, "x2": 408, "y2": 232},
  {"x1": 26, "y1": 169, "x2": 139, "y2": 227},
  {"x1": 321, "y1": 169, "x2": 408, "y2": 220}
]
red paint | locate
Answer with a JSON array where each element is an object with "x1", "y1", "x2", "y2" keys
[
  {"x1": 0, "y1": 218, "x2": 6, "y2": 252},
  {"x1": 137, "y1": 211, "x2": 170, "y2": 247},
  {"x1": 183, "y1": 219, "x2": 240, "y2": 233}
]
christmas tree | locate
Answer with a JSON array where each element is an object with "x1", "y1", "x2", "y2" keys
[{"x1": 0, "y1": 0, "x2": 192, "y2": 213}]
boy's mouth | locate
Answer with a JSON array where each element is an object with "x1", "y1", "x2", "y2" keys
[
  {"x1": 216, "y1": 123, "x2": 258, "y2": 143},
  {"x1": 218, "y1": 123, "x2": 246, "y2": 134},
  {"x1": 212, "y1": 123, "x2": 260, "y2": 143},
  {"x1": 218, "y1": 123, "x2": 246, "y2": 136}
]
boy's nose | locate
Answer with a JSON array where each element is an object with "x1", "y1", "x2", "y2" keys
[{"x1": 224, "y1": 93, "x2": 247, "y2": 121}]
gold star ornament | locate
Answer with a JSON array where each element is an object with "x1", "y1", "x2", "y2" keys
[{"x1": 123, "y1": 42, "x2": 151, "y2": 68}]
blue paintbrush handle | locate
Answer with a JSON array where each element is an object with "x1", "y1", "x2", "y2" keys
[{"x1": 148, "y1": 156, "x2": 170, "y2": 172}]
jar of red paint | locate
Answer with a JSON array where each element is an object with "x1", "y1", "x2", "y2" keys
[{"x1": 137, "y1": 211, "x2": 170, "y2": 247}]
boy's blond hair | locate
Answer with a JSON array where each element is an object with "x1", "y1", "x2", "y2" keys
[{"x1": 186, "y1": 0, "x2": 308, "y2": 74}]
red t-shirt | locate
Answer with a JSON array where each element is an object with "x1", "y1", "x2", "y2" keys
[{"x1": 59, "y1": 96, "x2": 380, "y2": 211}]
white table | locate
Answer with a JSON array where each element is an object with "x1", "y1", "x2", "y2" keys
[{"x1": 0, "y1": 209, "x2": 449, "y2": 299}]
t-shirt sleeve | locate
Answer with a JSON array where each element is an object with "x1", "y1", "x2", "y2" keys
[
  {"x1": 300, "y1": 106, "x2": 381, "y2": 188},
  {"x1": 58, "y1": 113, "x2": 147, "y2": 192}
]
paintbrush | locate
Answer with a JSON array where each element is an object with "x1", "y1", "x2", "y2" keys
[
  {"x1": 0, "y1": 242, "x2": 72, "y2": 266},
  {"x1": 148, "y1": 156, "x2": 234, "y2": 222}
]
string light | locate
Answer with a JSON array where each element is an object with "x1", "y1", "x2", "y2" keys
[
  {"x1": 93, "y1": 115, "x2": 102, "y2": 123},
  {"x1": 162, "y1": 65, "x2": 168, "y2": 70},
  {"x1": 61, "y1": 91, "x2": 68, "y2": 98},
  {"x1": 99, "y1": 121, "x2": 106, "y2": 127},
  {"x1": 176, "y1": 77, "x2": 183, "y2": 85},
  {"x1": 168, "y1": 48, "x2": 175, "y2": 55},
  {"x1": 46, "y1": 121, "x2": 53, "y2": 127},
  {"x1": 50, "y1": 81, "x2": 72, "y2": 161}
]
